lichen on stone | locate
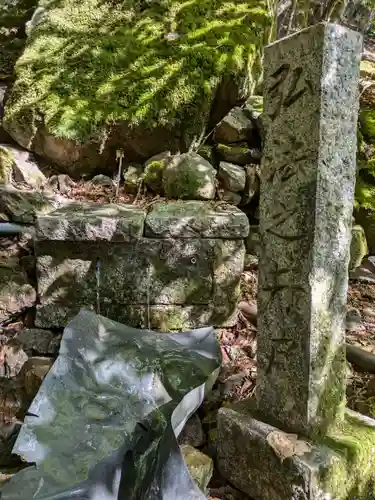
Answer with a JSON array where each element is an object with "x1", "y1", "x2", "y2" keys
[{"x1": 318, "y1": 410, "x2": 375, "y2": 499}]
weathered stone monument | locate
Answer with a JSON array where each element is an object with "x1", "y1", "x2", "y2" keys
[{"x1": 217, "y1": 23, "x2": 375, "y2": 499}]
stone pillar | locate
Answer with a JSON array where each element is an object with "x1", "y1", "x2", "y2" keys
[
  {"x1": 257, "y1": 22, "x2": 362, "y2": 436},
  {"x1": 217, "y1": 24, "x2": 375, "y2": 500}
]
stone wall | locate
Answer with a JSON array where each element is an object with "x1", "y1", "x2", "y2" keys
[{"x1": 34, "y1": 200, "x2": 249, "y2": 331}]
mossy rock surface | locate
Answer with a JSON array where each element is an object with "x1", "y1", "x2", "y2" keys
[
  {"x1": 0, "y1": 146, "x2": 15, "y2": 184},
  {"x1": 162, "y1": 153, "x2": 216, "y2": 200},
  {"x1": 349, "y1": 224, "x2": 369, "y2": 271},
  {"x1": 317, "y1": 410, "x2": 375, "y2": 499},
  {"x1": 3, "y1": 0, "x2": 273, "y2": 175},
  {"x1": 360, "y1": 108, "x2": 375, "y2": 144},
  {"x1": 180, "y1": 444, "x2": 213, "y2": 493}
]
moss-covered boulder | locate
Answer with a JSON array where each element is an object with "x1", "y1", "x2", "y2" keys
[
  {"x1": 3, "y1": 0, "x2": 273, "y2": 177},
  {"x1": 162, "y1": 153, "x2": 216, "y2": 199}
]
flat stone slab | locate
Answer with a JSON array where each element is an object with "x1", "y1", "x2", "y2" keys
[
  {"x1": 36, "y1": 202, "x2": 146, "y2": 241},
  {"x1": 0, "y1": 185, "x2": 57, "y2": 223},
  {"x1": 217, "y1": 405, "x2": 375, "y2": 500},
  {"x1": 35, "y1": 303, "x2": 238, "y2": 330},
  {"x1": 144, "y1": 201, "x2": 249, "y2": 239}
]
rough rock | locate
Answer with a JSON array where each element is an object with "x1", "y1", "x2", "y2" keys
[
  {"x1": 219, "y1": 189, "x2": 242, "y2": 206},
  {"x1": 14, "y1": 328, "x2": 61, "y2": 355},
  {"x1": 180, "y1": 445, "x2": 213, "y2": 493},
  {"x1": 47, "y1": 174, "x2": 75, "y2": 195},
  {"x1": 349, "y1": 224, "x2": 368, "y2": 270},
  {"x1": 163, "y1": 153, "x2": 216, "y2": 200},
  {"x1": 36, "y1": 202, "x2": 146, "y2": 241},
  {"x1": 90, "y1": 174, "x2": 114, "y2": 187},
  {"x1": 346, "y1": 307, "x2": 362, "y2": 331},
  {"x1": 245, "y1": 226, "x2": 260, "y2": 256},
  {"x1": 123, "y1": 164, "x2": 144, "y2": 193},
  {"x1": 178, "y1": 413, "x2": 206, "y2": 448},
  {"x1": 216, "y1": 143, "x2": 261, "y2": 165},
  {"x1": 1, "y1": 144, "x2": 47, "y2": 189},
  {"x1": 213, "y1": 107, "x2": 255, "y2": 144},
  {"x1": 349, "y1": 256, "x2": 375, "y2": 283},
  {"x1": 0, "y1": 185, "x2": 57, "y2": 223},
  {"x1": 144, "y1": 151, "x2": 172, "y2": 193},
  {"x1": 20, "y1": 356, "x2": 54, "y2": 401},
  {"x1": 0, "y1": 339, "x2": 28, "y2": 378},
  {"x1": 355, "y1": 208, "x2": 375, "y2": 254},
  {"x1": 217, "y1": 405, "x2": 375, "y2": 500},
  {"x1": 218, "y1": 162, "x2": 246, "y2": 193},
  {"x1": 0, "y1": 84, "x2": 12, "y2": 143},
  {"x1": 244, "y1": 96, "x2": 264, "y2": 143},
  {"x1": 244, "y1": 95, "x2": 263, "y2": 119},
  {"x1": 0, "y1": 147, "x2": 15, "y2": 184},
  {"x1": 242, "y1": 165, "x2": 260, "y2": 204},
  {"x1": 197, "y1": 145, "x2": 215, "y2": 165},
  {"x1": 0, "y1": 260, "x2": 36, "y2": 324},
  {"x1": 144, "y1": 201, "x2": 249, "y2": 239}
]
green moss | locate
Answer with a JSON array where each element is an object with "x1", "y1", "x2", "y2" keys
[
  {"x1": 216, "y1": 141, "x2": 254, "y2": 164},
  {"x1": 319, "y1": 410, "x2": 375, "y2": 499},
  {"x1": 0, "y1": 0, "x2": 38, "y2": 77},
  {"x1": 144, "y1": 160, "x2": 166, "y2": 193},
  {"x1": 0, "y1": 146, "x2": 15, "y2": 183},
  {"x1": 150, "y1": 308, "x2": 186, "y2": 331},
  {"x1": 360, "y1": 109, "x2": 375, "y2": 144},
  {"x1": 180, "y1": 445, "x2": 213, "y2": 492},
  {"x1": 217, "y1": 142, "x2": 248, "y2": 155},
  {"x1": 355, "y1": 176, "x2": 375, "y2": 212},
  {"x1": 4, "y1": 0, "x2": 273, "y2": 143}
]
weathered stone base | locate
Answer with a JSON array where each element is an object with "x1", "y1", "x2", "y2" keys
[
  {"x1": 35, "y1": 303, "x2": 238, "y2": 330},
  {"x1": 217, "y1": 404, "x2": 375, "y2": 500}
]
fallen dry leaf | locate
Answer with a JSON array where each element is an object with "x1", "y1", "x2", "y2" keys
[{"x1": 266, "y1": 431, "x2": 311, "y2": 462}]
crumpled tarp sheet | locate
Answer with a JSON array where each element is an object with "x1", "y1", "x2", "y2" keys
[{"x1": 0, "y1": 309, "x2": 221, "y2": 500}]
